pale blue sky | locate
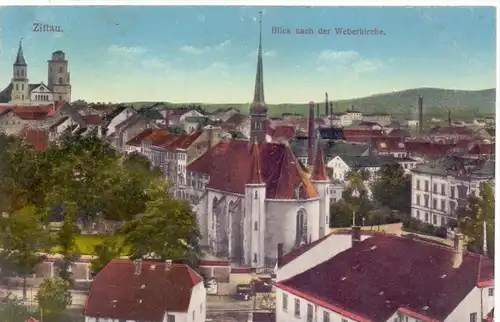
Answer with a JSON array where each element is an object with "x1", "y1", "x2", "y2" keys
[{"x1": 0, "y1": 6, "x2": 496, "y2": 103}]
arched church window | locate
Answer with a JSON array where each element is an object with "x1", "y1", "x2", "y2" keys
[
  {"x1": 295, "y1": 209, "x2": 307, "y2": 247},
  {"x1": 254, "y1": 221, "x2": 258, "y2": 230},
  {"x1": 254, "y1": 191, "x2": 258, "y2": 199}
]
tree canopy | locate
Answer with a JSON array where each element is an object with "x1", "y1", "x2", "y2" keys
[
  {"x1": 456, "y1": 180, "x2": 494, "y2": 259},
  {"x1": 370, "y1": 162, "x2": 411, "y2": 214},
  {"x1": 36, "y1": 277, "x2": 72, "y2": 319}
]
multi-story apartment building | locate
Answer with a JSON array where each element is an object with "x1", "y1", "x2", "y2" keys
[{"x1": 411, "y1": 155, "x2": 494, "y2": 227}]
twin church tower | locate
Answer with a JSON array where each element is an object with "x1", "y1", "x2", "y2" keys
[{"x1": 4, "y1": 40, "x2": 72, "y2": 105}]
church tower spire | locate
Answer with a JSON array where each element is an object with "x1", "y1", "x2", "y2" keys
[
  {"x1": 11, "y1": 38, "x2": 29, "y2": 104},
  {"x1": 14, "y1": 39, "x2": 27, "y2": 66},
  {"x1": 249, "y1": 11, "x2": 268, "y2": 144}
]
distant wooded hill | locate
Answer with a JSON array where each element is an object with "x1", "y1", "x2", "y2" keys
[{"x1": 127, "y1": 87, "x2": 495, "y2": 120}]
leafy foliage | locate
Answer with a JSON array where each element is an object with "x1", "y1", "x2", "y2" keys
[
  {"x1": 36, "y1": 277, "x2": 72, "y2": 318},
  {"x1": 0, "y1": 206, "x2": 50, "y2": 299},
  {"x1": 54, "y1": 212, "x2": 81, "y2": 286},
  {"x1": 456, "y1": 181, "x2": 495, "y2": 259},
  {"x1": 0, "y1": 293, "x2": 31, "y2": 322},
  {"x1": 90, "y1": 238, "x2": 123, "y2": 276},
  {"x1": 121, "y1": 178, "x2": 202, "y2": 268},
  {"x1": 370, "y1": 162, "x2": 411, "y2": 214}
]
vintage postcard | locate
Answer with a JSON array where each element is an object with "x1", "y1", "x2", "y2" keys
[{"x1": 0, "y1": 3, "x2": 496, "y2": 322}]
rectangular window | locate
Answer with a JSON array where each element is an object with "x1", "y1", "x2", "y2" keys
[
  {"x1": 307, "y1": 304, "x2": 313, "y2": 322},
  {"x1": 254, "y1": 221, "x2": 258, "y2": 230},
  {"x1": 441, "y1": 183, "x2": 445, "y2": 195},
  {"x1": 253, "y1": 253, "x2": 257, "y2": 263},
  {"x1": 424, "y1": 195, "x2": 429, "y2": 207},
  {"x1": 488, "y1": 288, "x2": 494, "y2": 296},
  {"x1": 167, "y1": 315, "x2": 175, "y2": 322},
  {"x1": 451, "y1": 186, "x2": 455, "y2": 198},
  {"x1": 425, "y1": 213, "x2": 429, "y2": 222},
  {"x1": 416, "y1": 210, "x2": 420, "y2": 219},
  {"x1": 433, "y1": 183, "x2": 437, "y2": 192},
  {"x1": 323, "y1": 311, "x2": 330, "y2": 322},
  {"x1": 282, "y1": 293, "x2": 288, "y2": 311},
  {"x1": 416, "y1": 180, "x2": 420, "y2": 190},
  {"x1": 433, "y1": 199, "x2": 437, "y2": 209},
  {"x1": 425, "y1": 180, "x2": 429, "y2": 192},
  {"x1": 416, "y1": 195, "x2": 421, "y2": 205},
  {"x1": 441, "y1": 199, "x2": 445, "y2": 211},
  {"x1": 294, "y1": 299, "x2": 300, "y2": 317},
  {"x1": 441, "y1": 216, "x2": 446, "y2": 226},
  {"x1": 433, "y1": 214, "x2": 437, "y2": 225},
  {"x1": 470, "y1": 312, "x2": 477, "y2": 322}
]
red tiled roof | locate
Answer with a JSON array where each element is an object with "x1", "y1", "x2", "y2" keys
[
  {"x1": 187, "y1": 140, "x2": 318, "y2": 199},
  {"x1": 21, "y1": 129, "x2": 49, "y2": 151},
  {"x1": 269, "y1": 125, "x2": 296, "y2": 140},
  {"x1": 311, "y1": 147, "x2": 328, "y2": 181},
  {"x1": 126, "y1": 128, "x2": 154, "y2": 147},
  {"x1": 276, "y1": 234, "x2": 494, "y2": 322},
  {"x1": 387, "y1": 128, "x2": 411, "y2": 139},
  {"x1": 371, "y1": 137, "x2": 407, "y2": 153},
  {"x1": 429, "y1": 126, "x2": 474, "y2": 136},
  {"x1": 405, "y1": 141, "x2": 454, "y2": 156},
  {"x1": 175, "y1": 131, "x2": 202, "y2": 150},
  {"x1": 84, "y1": 259, "x2": 202, "y2": 321},
  {"x1": 26, "y1": 317, "x2": 39, "y2": 322},
  {"x1": 82, "y1": 114, "x2": 104, "y2": 125}
]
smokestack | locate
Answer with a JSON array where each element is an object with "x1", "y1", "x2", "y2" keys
[
  {"x1": 330, "y1": 102, "x2": 333, "y2": 116},
  {"x1": 325, "y1": 92, "x2": 329, "y2": 116},
  {"x1": 448, "y1": 108, "x2": 452, "y2": 127},
  {"x1": 316, "y1": 104, "x2": 320, "y2": 119},
  {"x1": 351, "y1": 226, "x2": 361, "y2": 247},
  {"x1": 453, "y1": 233, "x2": 464, "y2": 268},
  {"x1": 206, "y1": 125, "x2": 214, "y2": 149},
  {"x1": 277, "y1": 243, "x2": 284, "y2": 266},
  {"x1": 307, "y1": 102, "x2": 315, "y2": 166},
  {"x1": 134, "y1": 259, "x2": 141, "y2": 275},
  {"x1": 418, "y1": 97, "x2": 423, "y2": 134}
]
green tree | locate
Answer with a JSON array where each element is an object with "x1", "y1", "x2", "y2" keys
[
  {"x1": 0, "y1": 293, "x2": 31, "y2": 322},
  {"x1": 121, "y1": 179, "x2": 202, "y2": 267},
  {"x1": 0, "y1": 206, "x2": 50, "y2": 299},
  {"x1": 370, "y1": 162, "x2": 411, "y2": 213},
  {"x1": 54, "y1": 207, "x2": 81, "y2": 286},
  {"x1": 456, "y1": 180, "x2": 495, "y2": 259},
  {"x1": 329, "y1": 200, "x2": 356, "y2": 227},
  {"x1": 90, "y1": 239, "x2": 123, "y2": 276},
  {"x1": 36, "y1": 277, "x2": 72, "y2": 319}
]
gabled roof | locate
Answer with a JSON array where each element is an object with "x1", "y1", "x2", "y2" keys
[
  {"x1": 276, "y1": 234, "x2": 494, "y2": 322},
  {"x1": 126, "y1": 128, "x2": 155, "y2": 147},
  {"x1": 20, "y1": 128, "x2": 49, "y2": 151},
  {"x1": 187, "y1": 140, "x2": 318, "y2": 199},
  {"x1": 84, "y1": 259, "x2": 202, "y2": 321},
  {"x1": 82, "y1": 114, "x2": 104, "y2": 126}
]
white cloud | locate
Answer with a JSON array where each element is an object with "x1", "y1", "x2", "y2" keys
[
  {"x1": 199, "y1": 61, "x2": 230, "y2": 78},
  {"x1": 248, "y1": 49, "x2": 277, "y2": 58},
  {"x1": 316, "y1": 50, "x2": 383, "y2": 75},
  {"x1": 179, "y1": 40, "x2": 231, "y2": 55},
  {"x1": 108, "y1": 45, "x2": 148, "y2": 55}
]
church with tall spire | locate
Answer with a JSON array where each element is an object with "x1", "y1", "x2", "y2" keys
[
  {"x1": 249, "y1": 11, "x2": 268, "y2": 144},
  {"x1": 185, "y1": 13, "x2": 331, "y2": 268},
  {"x1": 0, "y1": 40, "x2": 72, "y2": 105}
]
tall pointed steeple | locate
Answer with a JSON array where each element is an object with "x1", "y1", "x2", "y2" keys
[
  {"x1": 14, "y1": 39, "x2": 27, "y2": 66},
  {"x1": 249, "y1": 11, "x2": 268, "y2": 144},
  {"x1": 252, "y1": 11, "x2": 265, "y2": 107},
  {"x1": 311, "y1": 147, "x2": 328, "y2": 181},
  {"x1": 248, "y1": 138, "x2": 264, "y2": 184}
]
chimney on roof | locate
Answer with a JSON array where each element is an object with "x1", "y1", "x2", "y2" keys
[
  {"x1": 325, "y1": 93, "x2": 329, "y2": 116},
  {"x1": 453, "y1": 232, "x2": 465, "y2": 268},
  {"x1": 134, "y1": 259, "x2": 141, "y2": 275},
  {"x1": 277, "y1": 243, "x2": 284, "y2": 266},
  {"x1": 165, "y1": 259, "x2": 172, "y2": 271},
  {"x1": 205, "y1": 125, "x2": 214, "y2": 149},
  {"x1": 418, "y1": 97, "x2": 424, "y2": 134},
  {"x1": 351, "y1": 226, "x2": 361, "y2": 247},
  {"x1": 307, "y1": 101, "x2": 315, "y2": 167}
]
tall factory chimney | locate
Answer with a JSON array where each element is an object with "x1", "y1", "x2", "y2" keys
[
  {"x1": 448, "y1": 108, "x2": 452, "y2": 126},
  {"x1": 325, "y1": 92, "x2": 329, "y2": 116},
  {"x1": 316, "y1": 103, "x2": 320, "y2": 119},
  {"x1": 418, "y1": 97, "x2": 424, "y2": 134},
  {"x1": 307, "y1": 101, "x2": 315, "y2": 168}
]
